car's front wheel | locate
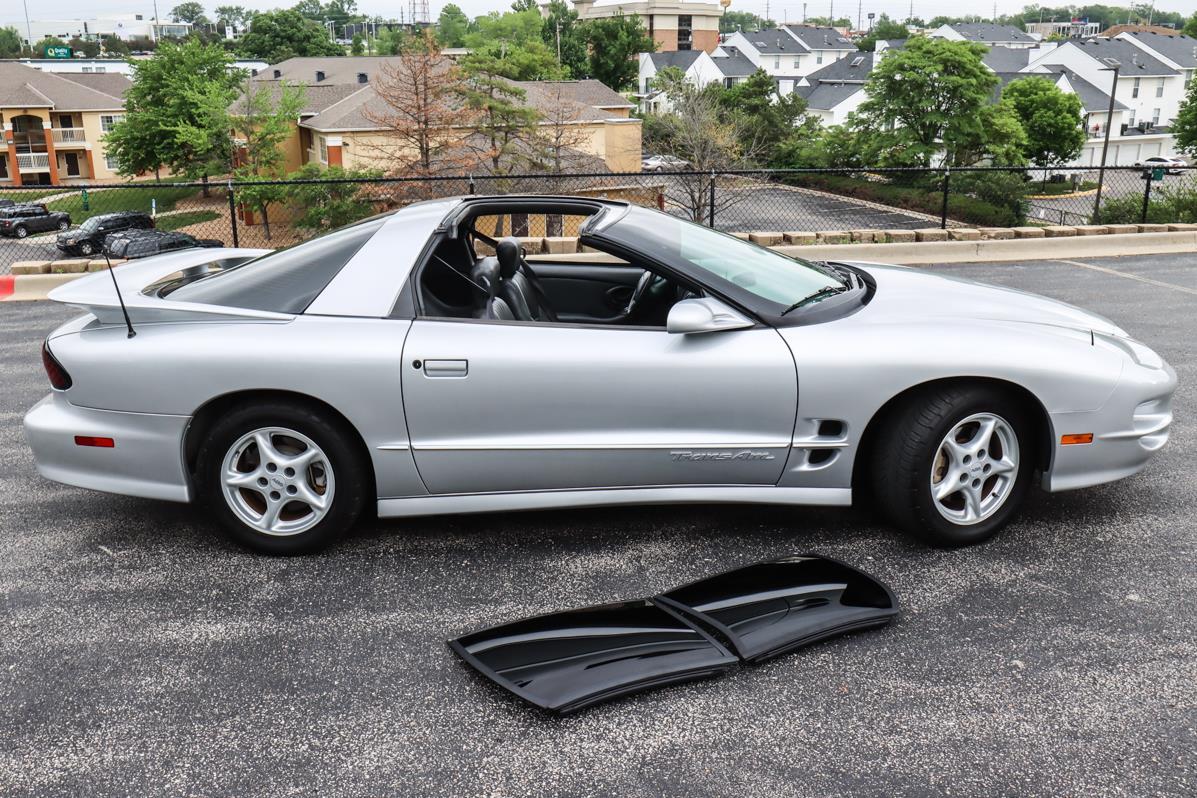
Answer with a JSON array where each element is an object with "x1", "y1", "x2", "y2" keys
[
  {"x1": 79, "y1": 241, "x2": 94, "y2": 256},
  {"x1": 872, "y1": 385, "x2": 1033, "y2": 547},
  {"x1": 195, "y1": 402, "x2": 369, "y2": 554},
  {"x1": 57, "y1": 220, "x2": 69, "y2": 231}
]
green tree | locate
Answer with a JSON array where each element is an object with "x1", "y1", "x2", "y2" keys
[
  {"x1": 171, "y1": 2, "x2": 209, "y2": 24},
  {"x1": 1184, "y1": 13, "x2": 1197, "y2": 39},
  {"x1": 511, "y1": 0, "x2": 538, "y2": 10},
  {"x1": 586, "y1": 13, "x2": 655, "y2": 91},
  {"x1": 465, "y1": 10, "x2": 563, "y2": 81},
  {"x1": 805, "y1": 16, "x2": 852, "y2": 27},
  {"x1": 283, "y1": 163, "x2": 383, "y2": 231},
  {"x1": 230, "y1": 80, "x2": 305, "y2": 239},
  {"x1": 857, "y1": 14, "x2": 910, "y2": 51},
  {"x1": 100, "y1": 34, "x2": 131, "y2": 56},
  {"x1": 374, "y1": 27, "x2": 411, "y2": 55},
  {"x1": 67, "y1": 37, "x2": 101, "y2": 58},
  {"x1": 105, "y1": 40, "x2": 243, "y2": 186},
  {"x1": 1173, "y1": 77, "x2": 1197, "y2": 157},
  {"x1": 237, "y1": 9, "x2": 343, "y2": 62},
  {"x1": 1002, "y1": 76, "x2": 1086, "y2": 171},
  {"x1": 719, "y1": 11, "x2": 773, "y2": 33},
  {"x1": 292, "y1": 0, "x2": 325, "y2": 20},
  {"x1": 33, "y1": 36, "x2": 69, "y2": 54},
  {"x1": 436, "y1": 4, "x2": 471, "y2": 47},
  {"x1": 856, "y1": 36, "x2": 999, "y2": 167},
  {"x1": 542, "y1": 0, "x2": 587, "y2": 77},
  {"x1": 459, "y1": 53, "x2": 542, "y2": 174},
  {"x1": 717, "y1": 69, "x2": 808, "y2": 165},
  {"x1": 351, "y1": 33, "x2": 365, "y2": 55},
  {"x1": 0, "y1": 27, "x2": 25, "y2": 59}
]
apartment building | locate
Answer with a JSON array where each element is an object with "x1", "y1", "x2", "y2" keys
[
  {"x1": 235, "y1": 57, "x2": 642, "y2": 174},
  {"x1": 567, "y1": 0, "x2": 724, "y2": 53},
  {"x1": 930, "y1": 23, "x2": 1038, "y2": 49},
  {"x1": 0, "y1": 63, "x2": 130, "y2": 186}
]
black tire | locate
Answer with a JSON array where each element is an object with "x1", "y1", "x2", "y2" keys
[
  {"x1": 14, "y1": 225, "x2": 27, "y2": 239},
  {"x1": 870, "y1": 385, "x2": 1034, "y2": 547},
  {"x1": 194, "y1": 401, "x2": 370, "y2": 555},
  {"x1": 79, "y1": 241, "x2": 94, "y2": 256},
  {"x1": 57, "y1": 220, "x2": 69, "y2": 231}
]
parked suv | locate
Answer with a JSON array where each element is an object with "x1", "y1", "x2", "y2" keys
[
  {"x1": 103, "y1": 228, "x2": 223, "y2": 259},
  {"x1": 57, "y1": 211, "x2": 154, "y2": 256},
  {"x1": 0, "y1": 204, "x2": 72, "y2": 238}
]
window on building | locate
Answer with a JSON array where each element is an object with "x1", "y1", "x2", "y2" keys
[
  {"x1": 319, "y1": 136, "x2": 328, "y2": 163},
  {"x1": 95, "y1": 67, "x2": 106, "y2": 73},
  {"x1": 677, "y1": 14, "x2": 692, "y2": 51},
  {"x1": 105, "y1": 154, "x2": 119, "y2": 170},
  {"x1": 1156, "y1": 78, "x2": 1164, "y2": 97},
  {"x1": 794, "y1": 57, "x2": 800, "y2": 69},
  {"x1": 774, "y1": 55, "x2": 780, "y2": 69},
  {"x1": 1127, "y1": 110, "x2": 1135, "y2": 127},
  {"x1": 82, "y1": 67, "x2": 93, "y2": 73},
  {"x1": 100, "y1": 114, "x2": 124, "y2": 133},
  {"x1": 1132, "y1": 77, "x2": 1140, "y2": 98},
  {"x1": 816, "y1": 51, "x2": 824, "y2": 64},
  {"x1": 1152, "y1": 108, "x2": 1160, "y2": 125}
]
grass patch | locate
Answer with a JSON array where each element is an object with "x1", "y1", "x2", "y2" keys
[
  {"x1": 0, "y1": 188, "x2": 70, "y2": 203},
  {"x1": 46, "y1": 186, "x2": 204, "y2": 222},
  {"x1": 157, "y1": 210, "x2": 220, "y2": 231}
]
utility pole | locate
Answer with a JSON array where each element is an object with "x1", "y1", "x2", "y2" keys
[
  {"x1": 1093, "y1": 61, "x2": 1121, "y2": 223},
  {"x1": 803, "y1": 3, "x2": 807, "y2": 23},
  {"x1": 555, "y1": 19, "x2": 561, "y2": 63},
  {"x1": 857, "y1": 0, "x2": 862, "y2": 31},
  {"x1": 22, "y1": 0, "x2": 33, "y2": 48}
]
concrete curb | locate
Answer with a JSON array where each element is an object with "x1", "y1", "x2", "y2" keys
[
  {"x1": 773, "y1": 231, "x2": 1197, "y2": 265},
  {"x1": 1, "y1": 273, "x2": 82, "y2": 302}
]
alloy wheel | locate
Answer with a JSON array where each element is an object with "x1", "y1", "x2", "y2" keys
[
  {"x1": 929, "y1": 412, "x2": 1019, "y2": 526},
  {"x1": 220, "y1": 427, "x2": 335, "y2": 536}
]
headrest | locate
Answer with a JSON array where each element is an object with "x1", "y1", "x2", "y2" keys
[
  {"x1": 495, "y1": 237, "x2": 522, "y2": 280},
  {"x1": 470, "y1": 256, "x2": 501, "y2": 299}
]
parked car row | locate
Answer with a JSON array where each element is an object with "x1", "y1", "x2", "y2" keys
[{"x1": 0, "y1": 206, "x2": 223, "y2": 259}]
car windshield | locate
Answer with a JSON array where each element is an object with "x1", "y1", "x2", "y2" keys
[
  {"x1": 597, "y1": 208, "x2": 843, "y2": 311},
  {"x1": 79, "y1": 217, "x2": 101, "y2": 232}
]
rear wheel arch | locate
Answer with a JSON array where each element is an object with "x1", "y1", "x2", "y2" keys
[
  {"x1": 184, "y1": 389, "x2": 376, "y2": 498},
  {"x1": 851, "y1": 377, "x2": 1054, "y2": 498}
]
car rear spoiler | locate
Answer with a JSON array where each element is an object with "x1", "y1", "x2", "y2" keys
[
  {"x1": 449, "y1": 554, "x2": 897, "y2": 714},
  {"x1": 48, "y1": 247, "x2": 284, "y2": 326}
]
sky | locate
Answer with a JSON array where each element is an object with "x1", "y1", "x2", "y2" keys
[{"x1": 2, "y1": 0, "x2": 1194, "y2": 31}]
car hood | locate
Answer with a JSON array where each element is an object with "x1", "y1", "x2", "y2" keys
[{"x1": 847, "y1": 262, "x2": 1128, "y2": 337}]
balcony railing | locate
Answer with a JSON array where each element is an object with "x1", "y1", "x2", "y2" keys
[
  {"x1": 51, "y1": 128, "x2": 87, "y2": 145},
  {"x1": 16, "y1": 152, "x2": 51, "y2": 172}
]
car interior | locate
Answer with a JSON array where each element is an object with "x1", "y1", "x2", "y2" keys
[{"x1": 416, "y1": 204, "x2": 701, "y2": 328}]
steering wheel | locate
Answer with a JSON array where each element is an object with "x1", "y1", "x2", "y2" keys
[{"x1": 625, "y1": 270, "x2": 667, "y2": 316}]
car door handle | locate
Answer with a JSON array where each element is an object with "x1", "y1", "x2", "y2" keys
[{"x1": 422, "y1": 359, "x2": 468, "y2": 378}]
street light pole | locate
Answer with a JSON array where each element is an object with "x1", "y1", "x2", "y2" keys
[{"x1": 1093, "y1": 61, "x2": 1120, "y2": 223}]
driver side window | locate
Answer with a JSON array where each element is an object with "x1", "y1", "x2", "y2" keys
[{"x1": 416, "y1": 210, "x2": 695, "y2": 329}]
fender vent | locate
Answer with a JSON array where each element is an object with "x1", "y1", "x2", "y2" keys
[{"x1": 807, "y1": 449, "x2": 837, "y2": 466}]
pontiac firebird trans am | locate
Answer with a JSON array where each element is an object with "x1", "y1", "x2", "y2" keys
[{"x1": 25, "y1": 196, "x2": 1176, "y2": 554}]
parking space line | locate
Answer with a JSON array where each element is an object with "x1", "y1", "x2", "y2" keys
[{"x1": 1053, "y1": 259, "x2": 1197, "y2": 296}]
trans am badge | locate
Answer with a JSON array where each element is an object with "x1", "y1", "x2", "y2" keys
[{"x1": 671, "y1": 450, "x2": 776, "y2": 462}]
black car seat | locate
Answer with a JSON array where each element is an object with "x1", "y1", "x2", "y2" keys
[
  {"x1": 469, "y1": 257, "x2": 515, "y2": 321},
  {"x1": 495, "y1": 237, "x2": 558, "y2": 322}
]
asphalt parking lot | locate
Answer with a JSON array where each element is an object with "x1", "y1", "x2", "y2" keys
[{"x1": 1, "y1": 253, "x2": 1194, "y2": 797}]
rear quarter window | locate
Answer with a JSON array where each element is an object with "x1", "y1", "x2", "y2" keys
[{"x1": 167, "y1": 217, "x2": 386, "y2": 313}]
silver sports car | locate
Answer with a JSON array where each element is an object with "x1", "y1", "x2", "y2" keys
[{"x1": 25, "y1": 196, "x2": 1176, "y2": 554}]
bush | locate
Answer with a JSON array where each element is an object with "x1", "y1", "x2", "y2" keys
[
  {"x1": 782, "y1": 172, "x2": 1025, "y2": 227},
  {"x1": 1093, "y1": 182, "x2": 1197, "y2": 224}
]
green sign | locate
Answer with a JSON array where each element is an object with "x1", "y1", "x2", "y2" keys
[
  {"x1": 44, "y1": 46, "x2": 72, "y2": 59},
  {"x1": 1152, "y1": 166, "x2": 1165, "y2": 182}
]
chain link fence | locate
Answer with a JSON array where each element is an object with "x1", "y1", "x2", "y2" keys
[{"x1": 1, "y1": 165, "x2": 1191, "y2": 275}]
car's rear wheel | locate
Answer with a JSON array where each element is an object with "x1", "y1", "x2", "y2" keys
[
  {"x1": 57, "y1": 220, "x2": 69, "y2": 231},
  {"x1": 871, "y1": 385, "x2": 1033, "y2": 547},
  {"x1": 79, "y1": 241, "x2": 94, "y2": 256},
  {"x1": 195, "y1": 402, "x2": 369, "y2": 555},
  {"x1": 14, "y1": 225, "x2": 27, "y2": 238}
]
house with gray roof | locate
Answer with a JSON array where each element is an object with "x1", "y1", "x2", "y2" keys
[
  {"x1": 719, "y1": 25, "x2": 858, "y2": 90},
  {"x1": 931, "y1": 23, "x2": 1037, "y2": 48},
  {"x1": 237, "y1": 57, "x2": 642, "y2": 174},
  {"x1": 1116, "y1": 30, "x2": 1197, "y2": 91},
  {"x1": 793, "y1": 52, "x2": 876, "y2": 125}
]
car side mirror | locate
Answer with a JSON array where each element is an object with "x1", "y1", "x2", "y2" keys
[{"x1": 667, "y1": 297, "x2": 754, "y2": 335}]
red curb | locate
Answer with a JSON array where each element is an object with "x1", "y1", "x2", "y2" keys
[{"x1": 0, "y1": 275, "x2": 14, "y2": 300}]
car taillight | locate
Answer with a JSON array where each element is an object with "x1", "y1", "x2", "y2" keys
[{"x1": 42, "y1": 340, "x2": 72, "y2": 390}]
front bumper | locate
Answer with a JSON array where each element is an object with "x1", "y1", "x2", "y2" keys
[
  {"x1": 1045, "y1": 361, "x2": 1177, "y2": 492},
  {"x1": 24, "y1": 392, "x2": 192, "y2": 503}
]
